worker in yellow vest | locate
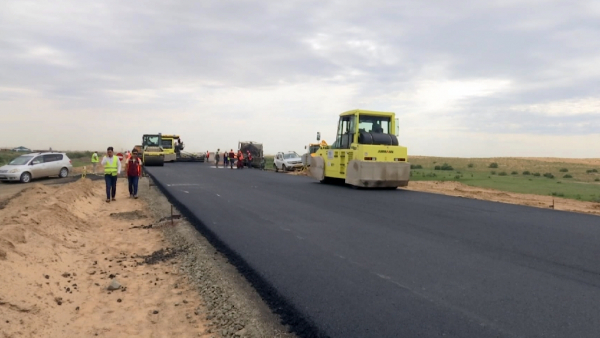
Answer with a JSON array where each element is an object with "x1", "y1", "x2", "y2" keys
[
  {"x1": 91, "y1": 151, "x2": 99, "y2": 174},
  {"x1": 101, "y1": 147, "x2": 122, "y2": 203}
]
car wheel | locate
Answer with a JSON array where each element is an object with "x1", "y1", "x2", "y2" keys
[
  {"x1": 282, "y1": 164, "x2": 287, "y2": 172},
  {"x1": 59, "y1": 167, "x2": 69, "y2": 178},
  {"x1": 20, "y1": 172, "x2": 31, "y2": 183},
  {"x1": 274, "y1": 164, "x2": 279, "y2": 173}
]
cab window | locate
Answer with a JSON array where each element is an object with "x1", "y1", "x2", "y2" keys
[{"x1": 333, "y1": 115, "x2": 356, "y2": 149}]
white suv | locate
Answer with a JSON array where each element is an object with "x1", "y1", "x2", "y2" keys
[
  {"x1": 274, "y1": 151, "x2": 303, "y2": 172},
  {"x1": 0, "y1": 152, "x2": 73, "y2": 183}
]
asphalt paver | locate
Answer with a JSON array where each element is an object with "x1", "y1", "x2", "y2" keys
[{"x1": 147, "y1": 163, "x2": 600, "y2": 338}]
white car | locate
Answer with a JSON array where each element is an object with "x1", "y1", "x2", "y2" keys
[
  {"x1": 274, "y1": 151, "x2": 303, "y2": 172},
  {"x1": 0, "y1": 152, "x2": 73, "y2": 183}
]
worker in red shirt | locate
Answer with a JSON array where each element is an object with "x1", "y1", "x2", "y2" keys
[
  {"x1": 228, "y1": 149, "x2": 235, "y2": 169},
  {"x1": 246, "y1": 150, "x2": 253, "y2": 169},
  {"x1": 125, "y1": 149, "x2": 142, "y2": 199}
]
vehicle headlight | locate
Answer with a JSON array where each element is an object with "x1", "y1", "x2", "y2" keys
[{"x1": 9, "y1": 169, "x2": 19, "y2": 173}]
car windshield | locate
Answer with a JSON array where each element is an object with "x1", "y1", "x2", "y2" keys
[
  {"x1": 284, "y1": 152, "x2": 300, "y2": 159},
  {"x1": 8, "y1": 156, "x2": 33, "y2": 165}
]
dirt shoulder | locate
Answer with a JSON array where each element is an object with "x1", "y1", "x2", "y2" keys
[
  {"x1": 404, "y1": 181, "x2": 600, "y2": 216},
  {"x1": 1, "y1": 176, "x2": 296, "y2": 338},
  {"x1": 0, "y1": 179, "x2": 208, "y2": 337}
]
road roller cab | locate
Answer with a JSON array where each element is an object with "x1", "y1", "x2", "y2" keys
[{"x1": 310, "y1": 109, "x2": 410, "y2": 188}]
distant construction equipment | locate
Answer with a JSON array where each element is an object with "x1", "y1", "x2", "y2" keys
[{"x1": 140, "y1": 133, "x2": 205, "y2": 167}]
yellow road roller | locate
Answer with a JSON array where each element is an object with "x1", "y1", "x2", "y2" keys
[
  {"x1": 141, "y1": 134, "x2": 165, "y2": 166},
  {"x1": 310, "y1": 109, "x2": 410, "y2": 189}
]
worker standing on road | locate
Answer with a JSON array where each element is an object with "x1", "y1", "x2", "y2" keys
[
  {"x1": 237, "y1": 150, "x2": 244, "y2": 169},
  {"x1": 228, "y1": 149, "x2": 235, "y2": 169},
  {"x1": 223, "y1": 150, "x2": 229, "y2": 167},
  {"x1": 215, "y1": 149, "x2": 220, "y2": 168},
  {"x1": 125, "y1": 149, "x2": 142, "y2": 199},
  {"x1": 91, "y1": 151, "x2": 99, "y2": 174},
  {"x1": 101, "y1": 147, "x2": 121, "y2": 203},
  {"x1": 246, "y1": 150, "x2": 253, "y2": 169},
  {"x1": 260, "y1": 156, "x2": 266, "y2": 170},
  {"x1": 206, "y1": 150, "x2": 210, "y2": 164}
]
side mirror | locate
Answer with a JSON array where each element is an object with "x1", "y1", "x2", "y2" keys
[
  {"x1": 317, "y1": 132, "x2": 321, "y2": 141},
  {"x1": 304, "y1": 145, "x2": 307, "y2": 149}
]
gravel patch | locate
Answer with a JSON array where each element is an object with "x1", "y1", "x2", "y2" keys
[{"x1": 139, "y1": 177, "x2": 297, "y2": 338}]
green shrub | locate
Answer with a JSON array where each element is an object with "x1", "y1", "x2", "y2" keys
[
  {"x1": 595, "y1": 178, "x2": 600, "y2": 182},
  {"x1": 498, "y1": 172, "x2": 508, "y2": 176},
  {"x1": 563, "y1": 174, "x2": 573, "y2": 178},
  {"x1": 424, "y1": 173, "x2": 437, "y2": 178},
  {"x1": 491, "y1": 171, "x2": 497, "y2": 175},
  {"x1": 587, "y1": 169, "x2": 599, "y2": 173},
  {"x1": 467, "y1": 163, "x2": 474, "y2": 168},
  {"x1": 551, "y1": 192, "x2": 565, "y2": 197},
  {"x1": 522, "y1": 171, "x2": 530, "y2": 175},
  {"x1": 454, "y1": 175, "x2": 460, "y2": 180},
  {"x1": 434, "y1": 165, "x2": 441, "y2": 170},
  {"x1": 559, "y1": 168, "x2": 568, "y2": 172},
  {"x1": 410, "y1": 164, "x2": 423, "y2": 169},
  {"x1": 533, "y1": 172, "x2": 541, "y2": 177},
  {"x1": 511, "y1": 171, "x2": 518, "y2": 175},
  {"x1": 543, "y1": 173, "x2": 554, "y2": 179},
  {"x1": 489, "y1": 162, "x2": 499, "y2": 168},
  {"x1": 440, "y1": 163, "x2": 454, "y2": 171}
]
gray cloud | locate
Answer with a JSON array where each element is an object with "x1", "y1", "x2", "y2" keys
[{"x1": 0, "y1": 0, "x2": 599, "y2": 156}]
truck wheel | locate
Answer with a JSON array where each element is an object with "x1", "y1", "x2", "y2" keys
[
  {"x1": 20, "y1": 172, "x2": 31, "y2": 183},
  {"x1": 274, "y1": 164, "x2": 279, "y2": 172}
]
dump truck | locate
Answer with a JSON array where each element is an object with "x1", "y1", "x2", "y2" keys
[
  {"x1": 238, "y1": 141, "x2": 263, "y2": 168},
  {"x1": 141, "y1": 134, "x2": 165, "y2": 166},
  {"x1": 310, "y1": 109, "x2": 409, "y2": 188}
]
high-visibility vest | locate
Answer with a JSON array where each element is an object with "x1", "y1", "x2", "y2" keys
[
  {"x1": 91, "y1": 153, "x2": 99, "y2": 163},
  {"x1": 104, "y1": 156, "x2": 119, "y2": 176}
]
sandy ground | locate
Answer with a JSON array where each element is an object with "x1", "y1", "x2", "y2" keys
[
  {"x1": 0, "y1": 179, "x2": 209, "y2": 337},
  {"x1": 404, "y1": 181, "x2": 600, "y2": 216}
]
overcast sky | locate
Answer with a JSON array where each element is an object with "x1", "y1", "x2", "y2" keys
[{"x1": 1, "y1": 0, "x2": 599, "y2": 157}]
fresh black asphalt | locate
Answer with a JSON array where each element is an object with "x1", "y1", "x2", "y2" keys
[{"x1": 146, "y1": 163, "x2": 600, "y2": 338}]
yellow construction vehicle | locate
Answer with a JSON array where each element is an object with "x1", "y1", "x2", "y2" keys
[
  {"x1": 141, "y1": 134, "x2": 165, "y2": 166},
  {"x1": 302, "y1": 139, "x2": 327, "y2": 167},
  {"x1": 160, "y1": 134, "x2": 179, "y2": 162},
  {"x1": 139, "y1": 133, "x2": 206, "y2": 166},
  {"x1": 310, "y1": 109, "x2": 410, "y2": 188},
  {"x1": 308, "y1": 140, "x2": 328, "y2": 156}
]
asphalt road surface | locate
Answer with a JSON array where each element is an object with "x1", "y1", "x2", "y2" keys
[{"x1": 147, "y1": 163, "x2": 600, "y2": 338}]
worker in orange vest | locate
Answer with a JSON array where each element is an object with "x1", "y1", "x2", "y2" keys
[{"x1": 237, "y1": 150, "x2": 244, "y2": 169}]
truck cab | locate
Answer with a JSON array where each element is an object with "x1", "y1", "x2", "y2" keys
[{"x1": 310, "y1": 109, "x2": 410, "y2": 188}]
